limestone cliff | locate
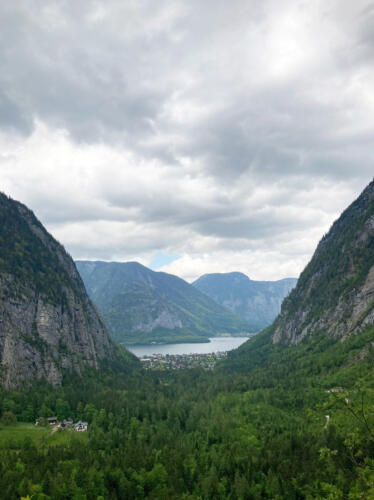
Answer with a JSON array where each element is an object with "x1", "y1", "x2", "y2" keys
[
  {"x1": 0, "y1": 193, "x2": 114, "y2": 388},
  {"x1": 273, "y1": 179, "x2": 374, "y2": 345}
]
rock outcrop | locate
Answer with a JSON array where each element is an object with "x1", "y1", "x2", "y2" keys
[
  {"x1": 0, "y1": 193, "x2": 113, "y2": 388},
  {"x1": 273, "y1": 179, "x2": 374, "y2": 345}
]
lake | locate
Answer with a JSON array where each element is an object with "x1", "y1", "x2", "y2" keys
[{"x1": 126, "y1": 336, "x2": 250, "y2": 357}]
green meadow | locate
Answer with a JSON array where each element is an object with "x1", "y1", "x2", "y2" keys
[{"x1": 0, "y1": 422, "x2": 88, "y2": 449}]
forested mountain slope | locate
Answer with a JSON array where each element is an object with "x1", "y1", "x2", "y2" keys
[
  {"x1": 76, "y1": 261, "x2": 252, "y2": 344},
  {"x1": 193, "y1": 272, "x2": 296, "y2": 330},
  {"x1": 273, "y1": 178, "x2": 374, "y2": 345},
  {"x1": 225, "y1": 178, "x2": 374, "y2": 372},
  {"x1": 0, "y1": 193, "x2": 129, "y2": 389}
]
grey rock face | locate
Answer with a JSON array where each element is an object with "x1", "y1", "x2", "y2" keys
[
  {"x1": 103, "y1": 284, "x2": 184, "y2": 338},
  {"x1": 0, "y1": 195, "x2": 113, "y2": 388},
  {"x1": 272, "y1": 179, "x2": 374, "y2": 345},
  {"x1": 132, "y1": 308, "x2": 183, "y2": 333},
  {"x1": 272, "y1": 263, "x2": 374, "y2": 345}
]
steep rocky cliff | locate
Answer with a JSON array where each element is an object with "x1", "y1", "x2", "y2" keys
[
  {"x1": 273, "y1": 179, "x2": 374, "y2": 345},
  {"x1": 193, "y1": 272, "x2": 297, "y2": 330},
  {"x1": 0, "y1": 193, "x2": 114, "y2": 388}
]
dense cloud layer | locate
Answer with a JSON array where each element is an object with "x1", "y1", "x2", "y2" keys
[{"x1": 1, "y1": 1, "x2": 373, "y2": 281}]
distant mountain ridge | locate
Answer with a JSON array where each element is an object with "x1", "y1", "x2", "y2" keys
[
  {"x1": 192, "y1": 272, "x2": 297, "y2": 330},
  {"x1": 76, "y1": 261, "x2": 253, "y2": 344},
  {"x1": 0, "y1": 193, "x2": 121, "y2": 389}
]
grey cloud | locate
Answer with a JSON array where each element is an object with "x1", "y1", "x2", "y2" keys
[
  {"x1": 174, "y1": 82, "x2": 374, "y2": 185},
  {"x1": 1, "y1": 0, "x2": 374, "y2": 185},
  {"x1": 1, "y1": 0, "x2": 374, "y2": 279},
  {"x1": 0, "y1": 91, "x2": 33, "y2": 134},
  {"x1": 0, "y1": 1, "x2": 176, "y2": 142}
]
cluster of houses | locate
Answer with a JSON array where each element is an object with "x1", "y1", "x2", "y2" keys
[
  {"x1": 140, "y1": 351, "x2": 228, "y2": 370},
  {"x1": 35, "y1": 416, "x2": 88, "y2": 432}
]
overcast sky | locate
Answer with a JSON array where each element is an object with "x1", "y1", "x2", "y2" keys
[{"x1": 1, "y1": 1, "x2": 373, "y2": 282}]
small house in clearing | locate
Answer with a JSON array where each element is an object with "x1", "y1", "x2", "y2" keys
[
  {"x1": 74, "y1": 421, "x2": 88, "y2": 432},
  {"x1": 47, "y1": 417, "x2": 58, "y2": 425}
]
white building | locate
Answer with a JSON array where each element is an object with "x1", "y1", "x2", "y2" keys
[{"x1": 74, "y1": 421, "x2": 88, "y2": 432}]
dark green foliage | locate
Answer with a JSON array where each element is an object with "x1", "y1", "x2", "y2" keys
[
  {"x1": 0, "y1": 322, "x2": 374, "y2": 498},
  {"x1": 1, "y1": 411, "x2": 16, "y2": 425},
  {"x1": 0, "y1": 331, "x2": 374, "y2": 500},
  {"x1": 0, "y1": 192, "x2": 81, "y2": 306}
]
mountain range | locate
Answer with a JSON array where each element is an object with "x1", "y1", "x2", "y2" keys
[
  {"x1": 2, "y1": 177, "x2": 373, "y2": 391},
  {"x1": 76, "y1": 260, "x2": 252, "y2": 344},
  {"x1": 192, "y1": 272, "x2": 297, "y2": 330}
]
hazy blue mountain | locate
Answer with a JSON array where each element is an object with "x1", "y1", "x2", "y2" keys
[
  {"x1": 76, "y1": 261, "x2": 254, "y2": 344},
  {"x1": 192, "y1": 272, "x2": 297, "y2": 330}
]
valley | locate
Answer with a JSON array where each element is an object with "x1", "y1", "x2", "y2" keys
[
  {"x1": 2, "y1": 2, "x2": 373, "y2": 498},
  {"x1": 75, "y1": 261, "x2": 294, "y2": 346},
  {"x1": 0, "y1": 180, "x2": 374, "y2": 499}
]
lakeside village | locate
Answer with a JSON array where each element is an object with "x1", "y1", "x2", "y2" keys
[
  {"x1": 35, "y1": 416, "x2": 88, "y2": 432},
  {"x1": 139, "y1": 351, "x2": 227, "y2": 370}
]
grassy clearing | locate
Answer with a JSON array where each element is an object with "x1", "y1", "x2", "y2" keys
[
  {"x1": 47, "y1": 428, "x2": 88, "y2": 446},
  {"x1": 0, "y1": 422, "x2": 88, "y2": 449},
  {"x1": 0, "y1": 422, "x2": 49, "y2": 448}
]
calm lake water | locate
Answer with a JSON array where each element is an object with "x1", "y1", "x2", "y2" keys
[{"x1": 126, "y1": 336, "x2": 250, "y2": 357}]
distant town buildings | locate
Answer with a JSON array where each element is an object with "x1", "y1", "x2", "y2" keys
[{"x1": 140, "y1": 351, "x2": 228, "y2": 370}]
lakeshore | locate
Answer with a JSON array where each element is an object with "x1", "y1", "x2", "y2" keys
[{"x1": 126, "y1": 336, "x2": 250, "y2": 357}]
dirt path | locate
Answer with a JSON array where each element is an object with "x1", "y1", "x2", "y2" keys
[{"x1": 50, "y1": 424, "x2": 59, "y2": 435}]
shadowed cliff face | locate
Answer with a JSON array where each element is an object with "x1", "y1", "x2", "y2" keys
[
  {"x1": 0, "y1": 193, "x2": 113, "y2": 388},
  {"x1": 273, "y1": 179, "x2": 374, "y2": 345}
]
